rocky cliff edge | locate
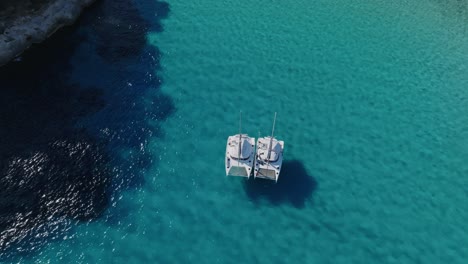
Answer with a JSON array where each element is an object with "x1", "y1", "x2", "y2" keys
[{"x1": 0, "y1": 0, "x2": 96, "y2": 66}]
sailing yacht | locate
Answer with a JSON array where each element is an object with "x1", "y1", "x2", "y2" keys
[
  {"x1": 254, "y1": 113, "x2": 284, "y2": 182},
  {"x1": 225, "y1": 112, "x2": 255, "y2": 177}
]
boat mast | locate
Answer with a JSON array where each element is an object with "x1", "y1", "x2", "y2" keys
[
  {"x1": 266, "y1": 112, "x2": 277, "y2": 163},
  {"x1": 238, "y1": 111, "x2": 242, "y2": 166}
]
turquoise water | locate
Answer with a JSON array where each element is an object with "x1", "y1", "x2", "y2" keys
[{"x1": 2, "y1": 0, "x2": 468, "y2": 263}]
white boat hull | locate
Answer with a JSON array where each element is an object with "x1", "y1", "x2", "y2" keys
[
  {"x1": 225, "y1": 135, "x2": 255, "y2": 177},
  {"x1": 254, "y1": 137, "x2": 284, "y2": 182}
]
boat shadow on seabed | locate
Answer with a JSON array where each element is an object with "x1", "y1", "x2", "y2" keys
[{"x1": 243, "y1": 160, "x2": 318, "y2": 209}]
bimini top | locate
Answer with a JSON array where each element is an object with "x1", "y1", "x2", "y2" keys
[
  {"x1": 228, "y1": 135, "x2": 253, "y2": 160},
  {"x1": 258, "y1": 137, "x2": 282, "y2": 162}
]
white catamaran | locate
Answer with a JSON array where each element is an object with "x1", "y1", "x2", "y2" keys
[
  {"x1": 225, "y1": 112, "x2": 255, "y2": 177},
  {"x1": 254, "y1": 112, "x2": 284, "y2": 182}
]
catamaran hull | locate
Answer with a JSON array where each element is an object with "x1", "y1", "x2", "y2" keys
[
  {"x1": 254, "y1": 138, "x2": 284, "y2": 182},
  {"x1": 225, "y1": 135, "x2": 255, "y2": 177}
]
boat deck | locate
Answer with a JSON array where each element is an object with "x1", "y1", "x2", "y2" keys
[{"x1": 255, "y1": 167, "x2": 277, "y2": 181}]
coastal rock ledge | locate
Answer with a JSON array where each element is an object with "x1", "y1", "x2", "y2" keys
[{"x1": 0, "y1": 0, "x2": 96, "y2": 66}]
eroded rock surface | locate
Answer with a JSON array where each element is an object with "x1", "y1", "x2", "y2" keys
[{"x1": 0, "y1": 0, "x2": 96, "y2": 66}]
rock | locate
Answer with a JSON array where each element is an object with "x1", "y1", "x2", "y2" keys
[{"x1": 0, "y1": 0, "x2": 97, "y2": 66}]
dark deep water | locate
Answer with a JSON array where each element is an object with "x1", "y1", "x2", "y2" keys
[
  {"x1": 0, "y1": 0, "x2": 172, "y2": 259},
  {"x1": 2, "y1": 0, "x2": 468, "y2": 263}
]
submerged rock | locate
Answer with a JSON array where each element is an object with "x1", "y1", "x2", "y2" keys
[{"x1": 0, "y1": 0, "x2": 96, "y2": 66}]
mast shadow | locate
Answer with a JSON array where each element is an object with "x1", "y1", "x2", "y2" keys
[{"x1": 243, "y1": 160, "x2": 318, "y2": 208}]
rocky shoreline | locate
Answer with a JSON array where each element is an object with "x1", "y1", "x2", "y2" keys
[{"x1": 0, "y1": 0, "x2": 96, "y2": 66}]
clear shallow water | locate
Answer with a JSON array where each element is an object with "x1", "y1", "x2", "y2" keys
[{"x1": 1, "y1": 0, "x2": 468, "y2": 263}]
